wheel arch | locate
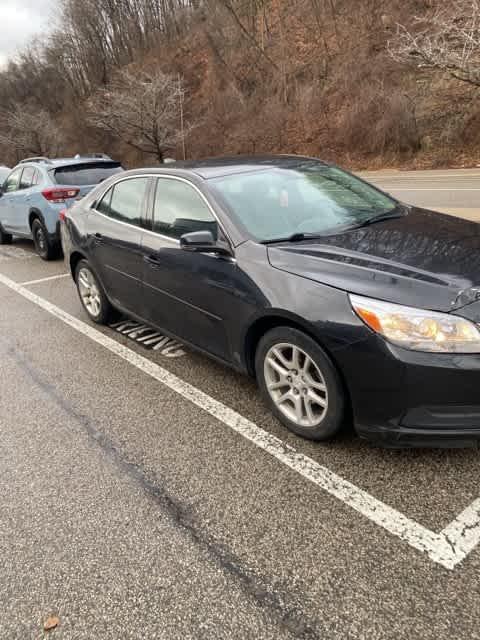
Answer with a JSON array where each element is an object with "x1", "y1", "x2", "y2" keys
[
  {"x1": 28, "y1": 208, "x2": 45, "y2": 230},
  {"x1": 244, "y1": 312, "x2": 325, "y2": 377},
  {"x1": 243, "y1": 311, "x2": 353, "y2": 421},
  {"x1": 69, "y1": 250, "x2": 88, "y2": 281}
]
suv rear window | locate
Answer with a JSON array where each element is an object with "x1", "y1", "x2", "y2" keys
[{"x1": 52, "y1": 162, "x2": 123, "y2": 186}]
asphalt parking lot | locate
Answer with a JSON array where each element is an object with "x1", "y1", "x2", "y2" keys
[{"x1": 2, "y1": 172, "x2": 480, "y2": 639}]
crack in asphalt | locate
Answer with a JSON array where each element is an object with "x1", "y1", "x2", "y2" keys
[
  {"x1": 6, "y1": 344, "x2": 325, "y2": 640},
  {"x1": 442, "y1": 534, "x2": 457, "y2": 556}
]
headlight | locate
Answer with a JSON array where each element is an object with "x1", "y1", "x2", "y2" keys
[{"x1": 350, "y1": 294, "x2": 480, "y2": 353}]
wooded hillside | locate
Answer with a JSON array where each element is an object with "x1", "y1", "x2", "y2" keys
[{"x1": 0, "y1": 0, "x2": 478, "y2": 169}]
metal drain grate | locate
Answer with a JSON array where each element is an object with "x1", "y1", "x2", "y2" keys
[{"x1": 109, "y1": 319, "x2": 186, "y2": 358}]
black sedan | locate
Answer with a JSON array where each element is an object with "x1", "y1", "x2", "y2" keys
[{"x1": 61, "y1": 155, "x2": 480, "y2": 447}]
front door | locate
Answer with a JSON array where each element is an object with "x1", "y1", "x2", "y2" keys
[
  {"x1": 12, "y1": 166, "x2": 37, "y2": 234},
  {"x1": 141, "y1": 176, "x2": 236, "y2": 362},
  {"x1": 87, "y1": 176, "x2": 150, "y2": 313}
]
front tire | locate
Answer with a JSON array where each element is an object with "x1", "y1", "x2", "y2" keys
[
  {"x1": 0, "y1": 226, "x2": 12, "y2": 244},
  {"x1": 31, "y1": 218, "x2": 58, "y2": 260},
  {"x1": 75, "y1": 260, "x2": 112, "y2": 324},
  {"x1": 255, "y1": 327, "x2": 345, "y2": 441}
]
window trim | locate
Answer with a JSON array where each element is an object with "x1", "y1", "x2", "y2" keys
[
  {"x1": 4, "y1": 167, "x2": 22, "y2": 193},
  {"x1": 92, "y1": 173, "x2": 234, "y2": 251},
  {"x1": 150, "y1": 175, "x2": 220, "y2": 243},
  {"x1": 19, "y1": 165, "x2": 36, "y2": 190},
  {"x1": 93, "y1": 175, "x2": 151, "y2": 231},
  {"x1": 96, "y1": 183, "x2": 114, "y2": 217}
]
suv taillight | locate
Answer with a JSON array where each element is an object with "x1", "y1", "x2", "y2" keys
[{"x1": 42, "y1": 187, "x2": 80, "y2": 203}]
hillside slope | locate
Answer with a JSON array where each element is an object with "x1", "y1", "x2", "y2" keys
[{"x1": 1, "y1": 0, "x2": 479, "y2": 170}]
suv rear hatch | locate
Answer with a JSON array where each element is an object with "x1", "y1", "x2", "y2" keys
[{"x1": 50, "y1": 161, "x2": 124, "y2": 202}]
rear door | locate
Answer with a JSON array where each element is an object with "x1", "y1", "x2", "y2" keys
[
  {"x1": 87, "y1": 176, "x2": 150, "y2": 313},
  {"x1": 0, "y1": 168, "x2": 23, "y2": 231}
]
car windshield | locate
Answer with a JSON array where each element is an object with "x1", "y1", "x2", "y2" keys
[
  {"x1": 209, "y1": 164, "x2": 397, "y2": 242},
  {"x1": 52, "y1": 162, "x2": 123, "y2": 186}
]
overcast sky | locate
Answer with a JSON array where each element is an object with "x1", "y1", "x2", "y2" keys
[{"x1": 0, "y1": 0, "x2": 58, "y2": 68}]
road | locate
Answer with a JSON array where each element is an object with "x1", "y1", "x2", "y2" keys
[
  {"x1": 1, "y1": 170, "x2": 480, "y2": 638},
  {"x1": 359, "y1": 168, "x2": 480, "y2": 221}
]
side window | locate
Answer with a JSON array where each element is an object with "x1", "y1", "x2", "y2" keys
[
  {"x1": 19, "y1": 166, "x2": 36, "y2": 190},
  {"x1": 153, "y1": 179, "x2": 217, "y2": 241},
  {"x1": 4, "y1": 168, "x2": 22, "y2": 193},
  {"x1": 104, "y1": 178, "x2": 148, "y2": 227},
  {"x1": 96, "y1": 187, "x2": 113, "y2": 216}
]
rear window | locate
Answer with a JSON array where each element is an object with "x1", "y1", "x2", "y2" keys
[{"x1": 52, "y1": 162, "x2": 123, "y2": 186}]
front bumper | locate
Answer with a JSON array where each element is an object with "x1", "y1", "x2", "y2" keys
[
  {"x1": 336, "y1": 336, "x2": 480, "y2": 448},
  {"x1": 357, "y1": 423, "x2": 480, "y2": 448}
]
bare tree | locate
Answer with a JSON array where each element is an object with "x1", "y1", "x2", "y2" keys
[
  {"x1": 0, "y1": 107, "x2": 64, "y2": 160},
  {"x1": 388, "y1": 0, "x2": 480, "y2": 87},
  {"x1": 87, "y1": 69, "x2": 189, "y2": 162}
]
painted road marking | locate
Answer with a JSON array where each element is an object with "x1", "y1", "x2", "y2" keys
[
  {"x1": 109, "y1": 319, "x2": 186, "y2": 357},
  {"x1": 20, "y1": 273, "x2": 70, "y2": 286},
  {"x1": 0, "y1": 270, "x2": 478, "y2": 571}
]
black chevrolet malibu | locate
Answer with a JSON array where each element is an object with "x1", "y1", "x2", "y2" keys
[{"x1": 61, "y1": 156, "x2": 480, "y2": 447}]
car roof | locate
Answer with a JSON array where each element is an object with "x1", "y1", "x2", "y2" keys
[
  {"x1": 121, "y1": 155, "x2": 330, "y2": 180},
  {"x1": 177, "y1": 155, "x2": 329, "y2": 178},
  {"x1": 15, "y1": 157, "x2": 120, "y2": 170}
]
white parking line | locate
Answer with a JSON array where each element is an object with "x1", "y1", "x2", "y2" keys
[
  {"x1": 20, "y1": 273, "x2": 70, "y2": 286},
  {"x1": 0, "y1": 270, "x2": 478, "y2": 570}
]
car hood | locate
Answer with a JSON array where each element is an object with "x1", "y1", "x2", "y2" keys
[{"x1": 267, "y1": 207, "x2": 480, "y2": 312}]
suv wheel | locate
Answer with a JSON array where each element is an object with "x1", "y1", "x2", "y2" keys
[
  {"x1": 75, "y1": 260, "x2": 112, "y2": 324},
  {"x1": 0, "y1": 226, "x2": 12, "y2": 244},
  {"x1": 31, "y1": 218, "x2": 58, "y2": 260},
  {"x1": 255, "y1": 327, "x2": 345, "y2": 441}
]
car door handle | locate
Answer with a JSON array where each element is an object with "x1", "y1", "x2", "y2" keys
[
  {"x1": 143, "y1": 253, "x2": 164, "y2": 267},
  {"x1": 92, "y1": 232, "x2": 104, "y2": 244}
]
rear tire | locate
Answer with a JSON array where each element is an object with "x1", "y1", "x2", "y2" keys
[
  {"x1": 31, "y1": 218, "x2": 59, "y2": 261},
  {"x1": 0, "y1": 226, "x2": 12, "y2": 244},
  {"x1": 255, "y1": 327, "x2": 345, "y2": 441},
  {"x1": 75, "y1": 259, "x2": 112, "y2": 325}
]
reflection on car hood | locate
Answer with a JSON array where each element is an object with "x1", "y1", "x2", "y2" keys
[{"x1": 267, "y1": 207, "x2": 480, "y2": 312}]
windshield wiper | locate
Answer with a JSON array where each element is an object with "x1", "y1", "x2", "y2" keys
[
  {"x1": 351, "y1": 209, "x2": 406, "y2": 229},
  {"x1": 261, "y1": 232, "x2": 325, "y2": 245},
  {"x1": 261, "y1": 209, "x2": 407, "y2": 244}
]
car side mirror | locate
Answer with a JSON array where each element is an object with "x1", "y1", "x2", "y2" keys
[
  {"x1": 180, "y1": 230, "x2": 216, "y2": 251},
  {"x1": 180, "y1": 230, "x2": 231, "y2": 256}
]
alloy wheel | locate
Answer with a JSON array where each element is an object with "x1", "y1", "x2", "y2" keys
[
  {"x1": 78, "y1": 267, "x2": 102, "y2": 317},
  {"x1": 264, "y1": 343, "x2": 328, "y2": 428},
  {"x1": 35, "y1": 227, "x2": 46, "y2": 253}
]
